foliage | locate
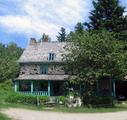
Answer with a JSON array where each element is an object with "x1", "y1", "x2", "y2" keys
[
  {"x1": 84, "y1": 0, "x2": 127, "y2": 32},
  {"x1": 40, "y1": 33, "x2": 51, "y2": 42},
  {"x1": 57, "y1": 96, "x2": 66, "y2": 104},
  {"x1": 0, "y1": 80, "x2": 13, "y2": 92},
  {"x1": 83, "y1": 96, "x2": 115, "y2": 107},
  {"x1": 0, "y1": 42, "x2": 23, "y2": 82},
  {"x1": 5, "y1": 93, "x2": 49, "y2": 105},
  {"x1": 84, "y1": 0, "x2": 127, "y2": 41},
  {"x1": 64, "y1": 31, "x2": 127, "y2": 103},
  {"x1": 57, "y1": 27, "x2": 67, "y2": 42},
  {"x1": 39, "y1": 96, "x2": 50, "y2": 105},
  {"x1": 75, "y1": 22, "x2": 84, "y2": 34}
]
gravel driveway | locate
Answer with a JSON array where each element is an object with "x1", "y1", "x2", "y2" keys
[{"x1": 1, "y1": 108, "x2": 127, "y2": 120}]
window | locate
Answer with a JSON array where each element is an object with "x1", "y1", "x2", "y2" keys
[
  {"x1": 19, "y1": 81, "x2": 31, "y2": 92},
  {"x1": 34, "y1": 81, "x2": 48, "y2": 91},
  {"x1": 41, "y1": 65, "x2": 48, "y2": 74},
  {"x1": 48, "y1": 53, "x2": 55, "y2": 61}
]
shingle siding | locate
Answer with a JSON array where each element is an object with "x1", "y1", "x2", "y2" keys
[
  {"x1": 20, "y1": 64, "x2": 65, "y2": 76},
  {"x1": 19, "y1": 42, "x2": 67, "y2": 63},
  {"x1": 16, "y1": 41, "x2": 69, "y2": 81}
]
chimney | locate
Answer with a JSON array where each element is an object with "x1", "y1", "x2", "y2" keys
[{"x1": 29, "y1": 38, "x2": 37, "y2": 45}]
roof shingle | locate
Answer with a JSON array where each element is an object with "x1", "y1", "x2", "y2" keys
[{"x1": 19, "y1": 42, "x2": 67, "y2": 63}]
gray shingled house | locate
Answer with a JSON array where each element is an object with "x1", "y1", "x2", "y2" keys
[
  {"x1": 14, "y1": 39, "x2": 69, "y2": 96},
  {"x1": 14, "y1": 38, "x2": 118, "y2": 98}
]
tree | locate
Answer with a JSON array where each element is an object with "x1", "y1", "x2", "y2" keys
[
  {"x1": 75, "y1": 22, "x2": 84, "y2": 34},
  {"x1": 40, "y1": 33, "x2": 51, "y2": 42},
  {"x1": 84, "y1": 0, "x2": 127, "y2": 40},
  {"x1": 64, "y1": 31, "x2": 127, "y2": 103},
  {"x1": 0, "y1": 42, "x2": 23, "y2": 82},
  {"x1": 57, "y1": 27, "x2": 67, "y2": 42}
]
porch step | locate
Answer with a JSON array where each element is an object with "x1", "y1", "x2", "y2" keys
[{"x1": 45, "y1": 97, "x2": 58, "y2": 107}]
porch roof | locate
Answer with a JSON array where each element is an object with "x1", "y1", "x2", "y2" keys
[{"x1": 15, "y1": 74, "x2": 69, "y2": 81}]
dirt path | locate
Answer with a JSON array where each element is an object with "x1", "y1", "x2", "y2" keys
[{"x1": 1, "y1": 108, "x2": 127, "y2": 120}]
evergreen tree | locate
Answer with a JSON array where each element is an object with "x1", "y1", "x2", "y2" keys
[
  {"x1": 84, "y1": 0, "x2": 127, "y2": 35},
  {"x1": 75, "y1": 22, "x2": 84, "y2": 34},
  {"x1": 57, "y1": 27, "x2": 67, "y2": 42}
]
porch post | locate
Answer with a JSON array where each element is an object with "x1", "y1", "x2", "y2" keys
[
  {"x1": 79, "y1": 84, "x2": 82, "y2": 95},
  {"x1": 31, "y1": 81, "x2": 33, "y2": 93},
  {"x1": 96, "y1": 80, "x2": 99, "y2": 96},
  {"x1": 112, "y1": 80, "x2": 116, "y2": 97},
  {"x1": 48, "y1": 81, "x2": 50, "y2": 96},
  {"x1": 14, "y1": 81, "x2": 18, "y2": 92}
]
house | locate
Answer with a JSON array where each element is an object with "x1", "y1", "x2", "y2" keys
[
  {"x1": 14, "y1": 38, "x2": 119, "y2": 98},
  {"x1": 14, "y1": 38, "x2": 69, "y2": 96}
]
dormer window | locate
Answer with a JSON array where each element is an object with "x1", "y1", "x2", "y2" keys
[{"x1": 48, "y1": 53, "x2": 55, "y2": 61}]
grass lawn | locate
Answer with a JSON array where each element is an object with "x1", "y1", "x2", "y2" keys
[
  {"x1": 0, "y1": 88, "x2": 127, "y2": 114},
  {"x1": 0, "y1": 113, "x2": 11, "y2": 120},
  {"x1": 53, "y1": 105, "x2": 127, "y2": 113},
  {"x1": 1, "y1": 102, "x2": 127, "y2": 113}
]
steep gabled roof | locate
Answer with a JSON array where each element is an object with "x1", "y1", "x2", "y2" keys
[{"x1": 19, "y1": 42, "x2": 67, "y2": 63}]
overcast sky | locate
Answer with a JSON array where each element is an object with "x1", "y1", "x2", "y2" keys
[{"x1": 0, "y1": 0, "x2": 127, "y2": 48}]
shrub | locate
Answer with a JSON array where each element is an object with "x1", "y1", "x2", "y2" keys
[
  {"x1": 57, "y1": 96, "x2": 66, "y2": 104},
  {"x1": 5, "y1": 93, "x2": 49, "y2": 105},
  {"x1": 0, "y1": 79, "x2": 13, "y2": 92},
  {"x1": 83, "y1": 96, "x2": 115, "y2": 107},
  {"x1": 39, "y1": 96, "x2": 49, "y2": 105}
]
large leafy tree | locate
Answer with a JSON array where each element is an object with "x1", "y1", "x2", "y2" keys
[
  {"x1": 84, "y1": 0, "x2": 127, "y2": 40},
  {"x1": 0, "y1": 42, "x2": 23, "y2": 82},
  {"x1": 64, "y1": 31, "x2": 127, "y2": 98},
  {"x1": 57, "y1": 27, "x2": 67, "y2": 42}
]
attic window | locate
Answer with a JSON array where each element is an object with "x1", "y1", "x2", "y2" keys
[{"x1": 48, "y1": 53, "x2": 55, "y2": 61}]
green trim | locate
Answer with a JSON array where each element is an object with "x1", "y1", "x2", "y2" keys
[
  {"x1": 31, "y1": 81, "x2": 33, "y2": 93},
  {"x1": 112, "y1": 80, "x2": 116, "y2": 97},
  {"x1": 14, "y1": 81, "x2": 19, "y2": 92},
  {"x1": 48, "y1": 81, "x2": 51, "y2": 96},
  {"x1": 96, "y1": 80, "x2": 99, "y2": 96}
]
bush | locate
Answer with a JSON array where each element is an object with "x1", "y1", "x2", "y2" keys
[
  {"x1": 57, "y1": 96, "x2": 66, "y2": 104},
  {"x1": 5, "y1": 93, "x2": 49, "y2": 105},
  {"x1": 0, "y1": 80, "x2": 13, "y2": 92},
  {"x1": 39, "y1": 96, "x2": 49, "y2": 105},
  {"x1": 83, "y1": 96, "x2": 115, "y2": 107}
]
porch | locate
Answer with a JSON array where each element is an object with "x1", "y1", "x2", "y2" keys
[{"x1": 14, "y1": 80, "x2": 65, "y2": 96}]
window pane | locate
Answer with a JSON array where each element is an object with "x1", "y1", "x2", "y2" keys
[
  {"x1": 41, "y1": 65, "x2": 48, "y2": 74},
  {"x1": 33, "y1": 81, "x2": 48, "y2": 91},
  {"x1": 19, "y1": 81, "x2": 31, "y2": 92}
]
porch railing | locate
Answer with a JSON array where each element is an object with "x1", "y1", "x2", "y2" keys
[{"x1": 18, "y1": 91, "x2": 49, "y2": 96}]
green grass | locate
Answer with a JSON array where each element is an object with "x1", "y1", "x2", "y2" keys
[
  {"x1": 1, "y1": 93, "x2": 127, "y2": 113},
  {"x1": 2, "y1": 102, "x2": 127, "y2": 113},
  {"x1": 0, "y1": 102, "x2": 43, "y2": 111},
  {"x1": 52, "y1": 105, "x2": 127, "y2": 113},
  {"x1": 0, "y1": 113, "x2": 11, "y2": 120}
]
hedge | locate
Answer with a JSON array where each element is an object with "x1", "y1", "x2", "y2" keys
[{"x1": 5, "y1": 93, "x2": 49, "y2": 105}]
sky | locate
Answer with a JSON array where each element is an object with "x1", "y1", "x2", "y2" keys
[{"x1": 0, "y1": 0, "x2": 127, "y2": 48}]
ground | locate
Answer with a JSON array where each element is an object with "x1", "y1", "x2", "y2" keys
[{"x1": 1, "y1": 108, "x2": 127, "y2": 120}]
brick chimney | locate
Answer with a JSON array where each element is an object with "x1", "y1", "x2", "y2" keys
[{"x1": 29, "y1": 38, "x2": 37, "y2": 45}]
